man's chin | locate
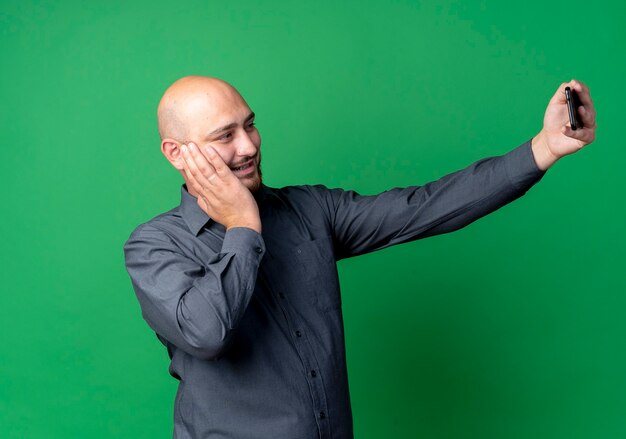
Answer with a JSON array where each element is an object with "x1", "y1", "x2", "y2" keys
[
  {"x1": 241, "y1": 175, "x2": 262, "y2": 193},
  {"x1": 242, "y1": 164, "x2": 262, "y2": 193}
]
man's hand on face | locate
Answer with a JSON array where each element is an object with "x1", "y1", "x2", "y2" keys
[
  {"x1": 180, "y1": 142, "x2": 262, "y2": 233},
  {"x1": 532, "y1": 79, "x2": 597, "y2": 171}
]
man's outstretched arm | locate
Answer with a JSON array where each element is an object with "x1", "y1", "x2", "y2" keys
[{"x1": 321, "y1": 80, "x2": 597, "y2": 259}]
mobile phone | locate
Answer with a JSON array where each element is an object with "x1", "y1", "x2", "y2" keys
[{"x1": 565, "y1": 86, "x2": 583, "y2": 130}]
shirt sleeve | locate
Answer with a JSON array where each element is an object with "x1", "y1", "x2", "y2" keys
[
  {"x1": 123, "y1": 226, "x2": 265, "y2": 360},
  {"x1": 323, "y1": 140, "x2": 546, "y2": 259}
]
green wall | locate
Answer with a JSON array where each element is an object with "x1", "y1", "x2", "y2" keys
[{"x1": 1, "y1": 1, "x2": 624, "y2": 437}]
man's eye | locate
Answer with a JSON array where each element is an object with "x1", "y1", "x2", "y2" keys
[
  {"x1": 246, "y1": 122, "x2": 256, "y2": 130},
  {"x1": 219, "y1": 132, "x2": 233, "y2": 141}
]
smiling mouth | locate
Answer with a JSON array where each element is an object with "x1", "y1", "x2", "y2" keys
[
  {"x1": 232, "y1": 162, "x2": 251, "y2": 171},
  {"x1": 230, "y1": 160, "x2": 255, "y2": 174}
]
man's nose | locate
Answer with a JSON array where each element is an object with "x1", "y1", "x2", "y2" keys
[{"x1": 236, "y1": 131, "x2": 258, "y2": 157}]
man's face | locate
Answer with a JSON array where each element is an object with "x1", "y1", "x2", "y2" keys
[{"x1": 183, "y1": 86, "x2": 262, "y2": 193}]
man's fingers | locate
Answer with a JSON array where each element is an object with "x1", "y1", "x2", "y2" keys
[
  {"x1": 203, "y1": 146, "x2": 232, "y2": 178},
  {"x1": 549, "y1": 79, "x2": 596, "y2": 135},
  {"x1": 189, "y1": 143, "x2": 218, "y2": 181},
  {"x1": 183, "y1": 143, "x2": 218, "y2": 186},
  {"x1": 562, "y1": 125, "x2": 595, "y2": 145},
  {"x1": 578, "y1": 105, "x2": 596, "y2": 129},
  {"x1": 550, "y1": 79, "x2": 593, "y2": 108},
  {"x1": 563, "y1": 79, "x2": 595, "y2": 112},
  {"x1": 181, "y1": 144, "x2": 203, "y2": 182},
  {"x1": 569, "y1": 79, "x2": 595, "y2": 110},
  {"x1": 180, "y1": 145, "x2": 205, "y2": 194},
  {"x1": 566, "y1": 79, "x2": 597, "y2": 136},
  {"x1": 569, "y1": 79, "x2": 590, "y2": 98},
  {"x1": 181, "y1": 144, "x2": 213, "y2": 195},
  {"x1": 550, "y1": 82, "x2": 570, "y2": 105}
]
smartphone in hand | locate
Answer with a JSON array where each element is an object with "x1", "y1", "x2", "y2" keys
[{"x1": 565, "y1": 86, "x2": 583, "y2": 130}]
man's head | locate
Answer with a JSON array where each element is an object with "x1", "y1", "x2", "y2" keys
[{"x1": 158, "y1": 76, "x2": 262, "y2": 193}]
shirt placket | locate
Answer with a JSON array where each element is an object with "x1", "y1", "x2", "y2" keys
[{"x1": 258, "y1": 265, "x2": 333, "y2": 439}]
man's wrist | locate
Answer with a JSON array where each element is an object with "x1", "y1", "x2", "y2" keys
[
  {"x1": 226, "y1": 219, "x2": 262, "y2": 234},
  {"x1": 531, "y1": 131, "x2": 559, "y2": 171},
  {"x1": 222, "y1": 226, "x2": 266, "y2": 257}
]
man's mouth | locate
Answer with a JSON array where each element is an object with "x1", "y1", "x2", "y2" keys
[{"x1": 230, "y1": 160, "x2": 256, "y2": 175}]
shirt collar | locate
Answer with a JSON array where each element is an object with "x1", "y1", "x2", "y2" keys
[
  {"x1": 179, "y1": 183, "x2": 271, "y2": 236},
  {"x1": 180, "y1": 184, "x2": 211, "y2": 236}
]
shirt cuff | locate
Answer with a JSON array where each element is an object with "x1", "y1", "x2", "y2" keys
[
  {"x1": 221, "y1": 227, "x2": 266, "y2": 260},
  {"x1": 503, "y1": 139, "x2": 547, "y2": 191}
]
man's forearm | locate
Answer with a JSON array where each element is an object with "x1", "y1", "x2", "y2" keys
[{"x1": 124, "y1": 225, "x2": 265, "y2": 360}]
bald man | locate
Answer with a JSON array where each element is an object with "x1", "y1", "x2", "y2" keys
[{"x1": 124, "y1": 76, "x2": 596, "y2": 439}]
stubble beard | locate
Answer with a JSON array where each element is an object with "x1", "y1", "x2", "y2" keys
[{"x1": 240, "y1": 155, "x2": 262, "y2": 193}]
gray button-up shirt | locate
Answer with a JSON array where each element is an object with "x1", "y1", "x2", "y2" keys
[{"x1": 123, "y1": 140, "x2": 545, "y2": 439}]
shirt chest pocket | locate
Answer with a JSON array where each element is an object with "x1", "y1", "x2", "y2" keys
[{"x1": 279, "y1": 237, "x2": 341, "y2": 311}]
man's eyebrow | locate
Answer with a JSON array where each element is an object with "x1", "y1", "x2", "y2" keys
[{"x1": 206, "y1": 112, "x2": 255, "y2": 137}]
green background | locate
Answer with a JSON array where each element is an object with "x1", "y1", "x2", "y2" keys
[{"x1": 1, "y1": 1, "x2": 624, "y2": 437}]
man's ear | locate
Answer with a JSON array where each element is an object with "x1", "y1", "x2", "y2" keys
[{"x1": 161, "y1": 138, "x2": 184, "y2": 170}]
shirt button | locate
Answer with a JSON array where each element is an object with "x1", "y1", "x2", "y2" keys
[
  {"x1": 310, "y1": 370, "x2": 317, "y2": 377},
  {"x1": 319, "y1": 411, "x2": 326, "y2": 419},
  {"x1": 295, "y1": 330, "x2": 302, "y2": 337}
]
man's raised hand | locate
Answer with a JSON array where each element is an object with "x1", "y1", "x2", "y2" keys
[
  {"x1": 180, "y1": 142, "x2": 262, "y2": 233},
  {"x1": 532, "y1": 79, "x2": 597, "y2": 170}
]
